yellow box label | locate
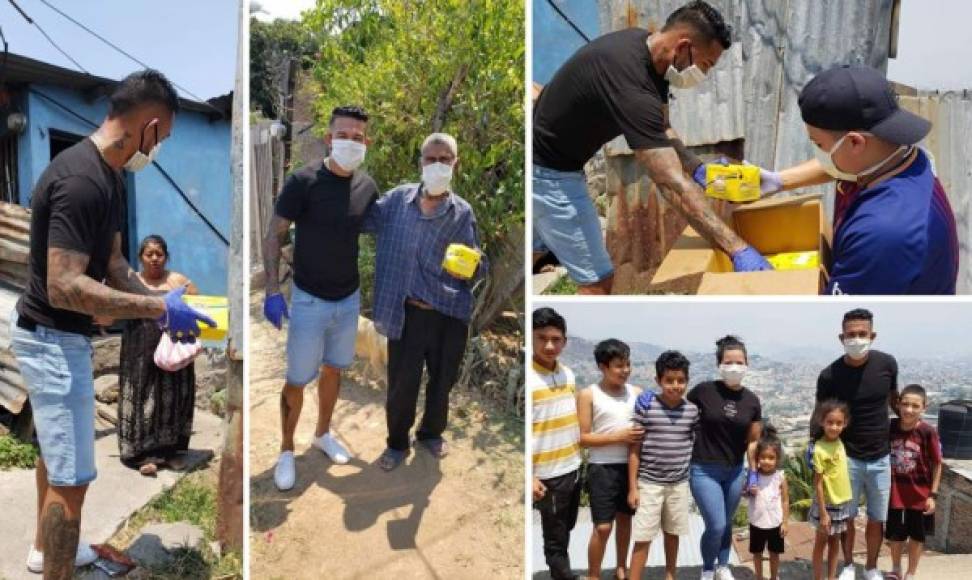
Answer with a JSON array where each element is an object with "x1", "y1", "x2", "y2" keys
[
  {"x1": 442, "y1": 244, "x2": 480, "y2": 279},
  {"x1": 183, "y1": 295, "x2": 228, "y2": 342},
  {"x1": 705, "y1": 164, "x2": 761, "y2": 203}
]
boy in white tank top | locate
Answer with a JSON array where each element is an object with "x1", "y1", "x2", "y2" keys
[{"x1": 576, "y1": 339, "x2": 643, "y2": 580}]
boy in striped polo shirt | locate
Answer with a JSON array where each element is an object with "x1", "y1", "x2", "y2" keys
[
  {"x1": 627, "y1": 350, "x2": 700, "y2": 580},
  {"x1": 531, "y1": 307, "x2": 582, "y2": 579}
]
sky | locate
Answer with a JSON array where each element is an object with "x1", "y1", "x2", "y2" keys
[
  {"x1": 0, "y1": 0, "x2": 238, "y2": 100},
  {"x1": 887, "y1": 0, "x2": 972, "y2": 90},
  {"x1": 250, "y1": 0, "x2": 316, "y2": 23},
  {"x1": 533, "y1": 300, "x2": 972, "y2": 361}
]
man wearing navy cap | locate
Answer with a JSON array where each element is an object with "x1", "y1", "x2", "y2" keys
[{"x1": 755, "y1": 64, "x2": 959, "y2": 295}]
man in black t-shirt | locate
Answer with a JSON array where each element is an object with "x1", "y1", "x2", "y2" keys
[
  {"x1": 533, "y1": 1, "x2": 775, "y2": 294},
  {"x1": 816, "y1": 308, "x2": 899, "y2": 580},
  {"x1": 11, "y1": 70, "x2": 214, "y2": 578},
  {"x1": 262, "y1": 106, "x2": 379, "y2": 491}
]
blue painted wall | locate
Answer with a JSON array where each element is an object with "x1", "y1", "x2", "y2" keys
[
  {"x1": 532, "y1": 0, "x2": 600, "y2": 85},
  {"x1": 17, "y1": 84, "x2": 231, "y2": 295}
]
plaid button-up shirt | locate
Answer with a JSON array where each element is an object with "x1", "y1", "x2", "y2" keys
[{"x1": 363, "y1": 183, "x2": 487, "y2": 340}]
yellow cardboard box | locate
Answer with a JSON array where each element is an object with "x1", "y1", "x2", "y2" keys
[
  {"x1": 649, "y1": 193, "x2": 831, "y2": 294},
  {"x1": 183, "y1": 295, "x2": 228, "y2": 342}
]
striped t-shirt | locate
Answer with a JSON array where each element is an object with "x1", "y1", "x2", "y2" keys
[
  {"x1": 632, "y1": 391, "x2": 699, "y2": 483},
  {"x1": 530, "y1": 360, "x2": 581, "y2": 480}
]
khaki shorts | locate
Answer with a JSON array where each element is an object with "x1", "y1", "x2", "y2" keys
[{"x1": 632, "y1": 480, "x2": 690, "y2": 542}]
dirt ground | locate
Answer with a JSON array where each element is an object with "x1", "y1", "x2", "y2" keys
[{"x1": 248, "y1": 290, "x2": 524, "y2": 579}]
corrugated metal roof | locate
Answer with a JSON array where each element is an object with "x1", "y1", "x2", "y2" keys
[{"x1": 531, "y1": 507, "x2": 739, "y2": 574}]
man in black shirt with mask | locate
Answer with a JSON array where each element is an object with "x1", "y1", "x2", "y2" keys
[{"x1": 533, "y1": 1, "x2": 777, "y2": 294}]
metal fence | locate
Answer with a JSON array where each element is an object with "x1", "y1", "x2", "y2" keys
[{"x1": 249, "y1": 120, "x2": 285, "y2": 273}]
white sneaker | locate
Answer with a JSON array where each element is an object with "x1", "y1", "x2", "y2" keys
[
  {"x1": 839, "y1": 564, "x2": 857, "y2": 580},
  {"x1": 864, "y1": 568, "x2": 884, "y2": 580},
  {"x1": 714, "y1": 566, "x2": 735, "y2": 580},
  {"x1": 274, "y1": 451, "x2": 296, "y2": 491},
  {"x1": 26, "y1": 543, "x2": 98, "y2": 573},
  {"x1": 700, "y1": 572, "x2": 715, "y2": 580},
  {"x1": 313, "y1": 432, "x2": 350, "y2": 464}
]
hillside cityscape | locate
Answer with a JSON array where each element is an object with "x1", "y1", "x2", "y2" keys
[{"x1": 559, "y1": 336, "x2": 972, "y2": 449}]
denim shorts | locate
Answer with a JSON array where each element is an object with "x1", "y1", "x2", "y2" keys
[
  {"x1": 532, "y1": 164, "x2": 614, "y2": 285},
  {"x1": 848, "y1": 454, "x2": 891, "y2": 521},
  {"x1": 285, "y1": 285, "x2": 360, "y2": 385},
  {"x1": 9, "y1": 310, "x2": 96, "y2": 487}
]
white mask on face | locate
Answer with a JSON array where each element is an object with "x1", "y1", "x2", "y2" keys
[
  {"x1": 719, "y1": 363, "x2": 747, "y2": 386},
  {"x1": 813, "y1": 133, "x2": 908, "y2": 182},
  {"x1": 843, "y1": 337, "x2": 871, "y2": 360},
  {"x1": 422, "y1": 162, "x2": 453, "y2": 196},
  {"x1": 330, "y1": 139, "x2": 367, "y2": 172},
  {"x1": 124, "y1": 142, "x2": 161, "y2": 172},
  {"x1": 665, "y1": 45, "x2": 707, "y2": 90}
]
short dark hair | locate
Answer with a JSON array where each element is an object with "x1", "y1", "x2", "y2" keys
[
  {"x1": 138, "y1": 234, "x2": 168, "y2": 258},
  {"x1": 533, "y1": 307, "x2": 566, "y2": 334},
  {"x1": 655, "y1": 350, "x2": 690, "y2": 379},
  {"x1": 109, "y1": 69, "x2": 180, "y2": 117},
  {"x1": 843, "y1": 308, "x2": 874, "y2": 329},
  {"x1": 900, "y1": 384, "x2": 927, "y2": 405},
  {"x1": 663, "y1": 1, "x2": 732, "y2": 50},
  {"x1": 329, "y1": 105, "x2": 369, "y2": 126},
  {"x1": 715, "y1": 335, "x2": 747, "y2": 364},
  {"x1": 594, "y1": 339, "x2": 630, "y2": 367}
]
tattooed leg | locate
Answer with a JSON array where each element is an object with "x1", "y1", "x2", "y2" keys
[
  {"x1": 280, "y1": 384, "x2": 304, "y2": 453},
  {"x1": 40, "y1": 484, "x2": 87, "y2": 579}
]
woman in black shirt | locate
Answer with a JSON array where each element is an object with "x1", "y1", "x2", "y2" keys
[{"x1": 687, "y1": 336, "x2": 763, "y2": 579}]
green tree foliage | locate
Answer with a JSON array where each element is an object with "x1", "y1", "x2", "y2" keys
[
  {"x1": 250, "y1": 17, "x2": 318, "y2": 119},
  {"x1": 784, "y1": 445, "x2": 815, "y2": 521},
  {"x1": 303, "y1": 0, "x2": 525, "y2": 254}
]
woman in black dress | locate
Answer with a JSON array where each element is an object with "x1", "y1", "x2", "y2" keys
[{"x1": 117, "y1": 234, "x2": 198, "y2": 475}]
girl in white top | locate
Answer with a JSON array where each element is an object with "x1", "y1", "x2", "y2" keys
[
  {"x1": 576, "y1": 339, "x2": 643, "y2": 580},
  {"x1": 747, "y1": 430, "x2": 789, "y2": 580}
]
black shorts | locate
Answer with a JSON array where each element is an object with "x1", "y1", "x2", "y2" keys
[
  {"x1": 885, "y1": 508, "x2": 935, "y2": 542},
  {"x1": 586, "y1": 463, "x2": 635, "y2": 523},
  {"x1": 749, "y1": 525, "x2": 784, "y2": 554}
]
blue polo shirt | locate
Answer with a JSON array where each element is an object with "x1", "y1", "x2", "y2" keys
[{"x1": 826, "y1": 149, "x2": 958, "y2": 295}]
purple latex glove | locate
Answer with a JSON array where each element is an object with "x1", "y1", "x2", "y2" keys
[
  {"x1": 758, "y1": 167, "x2": 784, "y2": 196},
  {"x1": 731, "y1": 246, "x2": 773, "y2": 272},
  {"x1": 263, "y1": 293, "x2": 289, "y2": 330},
  {"x1": 159, "y1": 286, "x2": 216, "y2": 342}
]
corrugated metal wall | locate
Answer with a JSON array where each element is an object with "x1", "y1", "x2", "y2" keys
[{"x1": 900, "y1": 92, "x2": 972, "y2": 293}]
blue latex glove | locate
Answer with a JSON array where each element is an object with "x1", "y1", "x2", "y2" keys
[
  {"x1": 731, "y1": 246, "x2": 774, "y2": 272},
  {"x1": 691, "y1": 156, "x2": 729, "y2": 188},
  {"x1": 159, "y1": 286, "x2": 216, "y2": 342},
  {"x1": 264, "y1": 293, "x2": 289, "y2": 330},
  {"x1": 746, "y1": 468, "x2": 760, "y2": 496}
]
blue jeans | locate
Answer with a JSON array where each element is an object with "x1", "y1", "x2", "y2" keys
[
  {"x1": 848, "y1": 454, "x2": 891, "y2": 521},
  {"x1": 9, "y1": 310, "x2": 96, "y2": 486},
  {"x1": 532, "y1": 164, "x2": 614, "y2": 285},
  {"x1": 689, "y1": 462, "x2": 745, "y2": 571},
  {"x1": 285, "y1": 285, "x2": 360, "y2": 384}
]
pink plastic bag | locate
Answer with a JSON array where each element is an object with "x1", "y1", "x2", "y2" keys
[{"x1": 153, "y1": 332, "x2": 203, "y2": 371}]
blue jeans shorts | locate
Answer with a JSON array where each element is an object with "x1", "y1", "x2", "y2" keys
[
  {"x1": 532, "y1": 164, "x2": 614, "y2": 285},
  {"x1": 285, "y1": 285, "x2": 360, "y2": 385},
  {"x1": 848, "y1": 454, "x2": 891, "y2": 521},
  {"x1": 9, "y1": 310, "x2": 96, "y2": 487}
]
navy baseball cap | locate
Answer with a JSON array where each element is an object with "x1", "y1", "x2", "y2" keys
[{"x1": 799, "y1": 65, "x2": 931, "y2": 145}]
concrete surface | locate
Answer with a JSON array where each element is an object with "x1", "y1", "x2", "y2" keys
[
  {"x1": 533, "y1": 267, "x2": 568, "y2": 294},
  {"x1": 0, "y1": 410, "x2": 222, "y2": 580}
]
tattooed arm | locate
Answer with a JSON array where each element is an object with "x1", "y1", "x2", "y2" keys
[
  {"x1": 634, "y1": 146, "x2": 747, "y2": 255},
  {"x1": 47, "y1": 247, "x2": 165, "y2": 319},
  {"x1": 105, "y1": 233, "x2": 165, "y2": 296},
  {"x1": 263, "y1": 214, "x2": 292, "y2": 296},
  {"x1": 665, "y1": 127, "x2": 704, "y2": 175}
]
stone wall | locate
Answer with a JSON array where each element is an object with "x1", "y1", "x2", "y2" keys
[{"x1": 927, "y1": 460, "x2": 972, "y2": 553}]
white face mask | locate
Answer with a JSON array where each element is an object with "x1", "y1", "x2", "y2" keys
[
  {"x1": 124, "y1": 142, "x2": 161, "y2": 172},
  {"x1": 665, "y1": 45, "x2": 706, "y2": 90},
  {"x1": 330, "y1": 139, "x2": 367, "y2": 172},
  {"x1": 813, "y1": 133, "x2": 907, "y2": 182},
  {"x1": 719, "y1": 363, "x2": 748, "y2": 386},
  {"x1": 843, "y1": 337, "x2": 871, "y2": 360},
  {"x1": 422, "y1": 162, "x2": 453, "y2": 196}
]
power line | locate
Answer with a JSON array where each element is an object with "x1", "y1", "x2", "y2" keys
[
  {"x1": 545, "y1": 0, "x2": 591, "y2": 44},
  {"x1": 36, "y1": 0, "x2": 221, "y2": 113},
  {"x1": 7, "y1": 0, "x2": 89, "y2": 73}
]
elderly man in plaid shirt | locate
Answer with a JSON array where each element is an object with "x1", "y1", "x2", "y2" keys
[{"x1": 363, "y1": 132, "x2": 488, "y2": 471}]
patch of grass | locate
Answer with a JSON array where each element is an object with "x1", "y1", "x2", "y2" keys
[
  {"x1": 0, "y1": 434, "x2": 39, "y2": 469},
  {"x1": 148, "y1": 480, "x2": 217, "y2": 533},
  {"x1": 543, "y1": 275, "x2": 578, "y2": 295}
]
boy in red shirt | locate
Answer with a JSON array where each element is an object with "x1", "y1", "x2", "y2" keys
[{"x1": 886, "y1": 384, "x2": 943, "y2": 580}]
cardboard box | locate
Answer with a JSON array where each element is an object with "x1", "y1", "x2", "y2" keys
[{"x1": 649, "y1": 193, "x2": 831, "y2": 294}]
